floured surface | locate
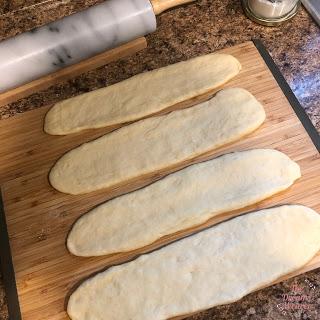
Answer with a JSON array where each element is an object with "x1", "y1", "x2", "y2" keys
[
  {"x1": 68, "y1": 149, "x2": 301, "y2": 257},
  {"x1": 49, "y1": 88, "x2": 266, "y2": 194},
  {"x1": 67, "y1": 205, "x2": 320, "y2": 320},
  {"x1": 44, "y1": 53, "x2": 241, "y2": 135}
]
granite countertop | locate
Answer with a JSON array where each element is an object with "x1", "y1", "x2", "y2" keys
[{"x1": 0, "y1": 0, "x2": 319, "y2": 319}]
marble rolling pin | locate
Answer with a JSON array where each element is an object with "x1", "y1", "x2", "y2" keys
[{"x1": 0, "y1": 0, "x2": 195, "y2": 93}]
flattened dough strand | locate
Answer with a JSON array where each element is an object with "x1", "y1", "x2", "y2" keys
[
  {"x1": 67, "y1": 205, "x2": 320, "y2": 320},
  {"x1": 50, "y1": 88, "x2": 265, "y2": 194},
  {"x1": 68, "y1": 149, "x2": 301, "y2": 257},
  {"x1": 44, "y1": 53, "x2": 241, "y2": 135}
]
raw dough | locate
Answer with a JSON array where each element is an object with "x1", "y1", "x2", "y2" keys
[
  {"x1": 67, "y1": 205, "x2": 320, "y2": 320},
  {"x1": 44, "y1": 53, "x2": 241, "y2": 135},
  {"x1": 67, "y1": 149, "x2": 301, "y2": 257},
  {"x1": 49, "y1": 88, "x2": 266, "y2": 194}
]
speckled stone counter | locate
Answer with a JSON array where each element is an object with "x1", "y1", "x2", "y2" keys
[{"x1": 0, "y1": 1, "x2": 319, "y2": 319}]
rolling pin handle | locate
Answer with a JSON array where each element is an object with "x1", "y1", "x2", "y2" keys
[{"x1": 151, "y1": 0, "x2": 196, "y2": 15}]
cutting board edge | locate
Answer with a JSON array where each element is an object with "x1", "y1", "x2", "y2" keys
[
  {"x1": 0, "y1": 191, "x2": 22, "y2": 320},
  {"x1": 252, "y1": 39, "x2": 320, "y2": 152}
]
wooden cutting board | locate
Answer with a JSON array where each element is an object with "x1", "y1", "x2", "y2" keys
[{"x1": 0, "y1": 41, "x2": 319, "y2": 320}]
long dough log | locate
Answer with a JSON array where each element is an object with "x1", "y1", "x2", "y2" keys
[
  {"x1": 44, "y1": 53, "x2": 241, "y2": 135},
  {"x1": 49, "y1": 88, "x2": 265, "y2": 194},
  {"x1": 67, "y1": 205, "x2": 320, "y2": 320},
  {"x1": 67, "y1": 149, "x2": 301, "y2": 257}
]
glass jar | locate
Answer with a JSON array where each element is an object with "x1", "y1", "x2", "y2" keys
[{"x1": 242, "y1": 0, "x2": 301, "y2": 26}]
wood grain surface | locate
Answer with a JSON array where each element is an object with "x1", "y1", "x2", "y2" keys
[
  {"x1": 0, "y1": 41, "x2": 319, "y2": 320},
  {"x1": 0, "y1": 37, "x2": 147, "y2": 107}
]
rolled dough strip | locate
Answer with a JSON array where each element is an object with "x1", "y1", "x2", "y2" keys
[
  {"x1": 67, "y1": 205, "x2": 320, "y2": 320},
  {"x1": 44, "y1": 53, "x2": 241, "y2": 135},
  {"x1": 68, "y1": 149, "x2": 301, "y2": 257},
  {"x1": 49, "y1": 88, "x2": 266, "y2": 194}
]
